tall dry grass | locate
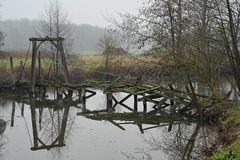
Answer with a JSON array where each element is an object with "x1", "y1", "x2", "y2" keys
[{"x1": 0, "y1": 51, "x2": 165, "y2": 84}]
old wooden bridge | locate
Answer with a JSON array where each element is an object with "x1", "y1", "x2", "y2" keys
[{"x1": 0, "y1": 37, "x2": 202, "y2": 120}]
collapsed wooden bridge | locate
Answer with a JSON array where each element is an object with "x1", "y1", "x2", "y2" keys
[
  {"x1": 1, "y1": 37, "x2": 204, "y2": 127},
  {"x1": 1, "y1": 37, "x2": 203, "y2": 121}
]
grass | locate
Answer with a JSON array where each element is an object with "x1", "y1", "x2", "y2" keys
[
  {"x1": 211, "y1": 108, "x2": 240, "y2": 160},
  {"x1": 211, "y1": 138, "x2": 240, "y2": 160},
  {"x1": 0, "y1": 52, "x2": 164, "y2": 83}
]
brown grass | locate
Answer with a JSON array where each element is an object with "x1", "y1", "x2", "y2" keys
[{"x1": 0, "y1": 52, "x2": 165, "y2": 84}]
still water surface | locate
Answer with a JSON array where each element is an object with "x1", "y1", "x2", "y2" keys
[{"x1": 0, "y1": 88, "x2": 225, "y2": 160}]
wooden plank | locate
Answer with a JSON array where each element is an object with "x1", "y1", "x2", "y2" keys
[
  {"x1": 119, "y1": 102, "x2": 134, "y2": 112},
  {"x1": 104, "y1": 76, "x2": 122, "y2": 92},
  {"x1": 108, "y1": 120, "x2": 125, "y2": 131}
]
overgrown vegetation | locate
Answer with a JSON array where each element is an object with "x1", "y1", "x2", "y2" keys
[{"x1": 211, "y1": 108, "x2": 240, "y2": 159}]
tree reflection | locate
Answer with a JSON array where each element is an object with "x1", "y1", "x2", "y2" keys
[
  {"x1": 0, "y1": 119, "x2": 6, "y2": 157},
  {"x1": 139, "y1": 122, "x2": 220, "y2": 160}
]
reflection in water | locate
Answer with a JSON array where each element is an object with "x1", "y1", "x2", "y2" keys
[
  {"x1": 121, "y1": 123, "x2": 203, "y2": 160},
  {"x1": 1, "y1": 90, "x2": 80, "y2": 160},
  {"x1": 27, "y1": 90, "x2": 78, "y2": 160},
  {"x1": 0, "y1": 119, "x2": 6, "y2": 135},
  {"x1": 143, "y1": 123, "x2": 204, "y2": 160},
  {"x1": 0, "y1": 119, "x2": 6, "y2": 157},
  {"x1": 0, "y1": 85, "x2": 231, "y2": 160}
]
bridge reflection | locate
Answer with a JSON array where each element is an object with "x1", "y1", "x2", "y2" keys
[{"x1": 5, "y1": 88, "x2": 197, "y2": 153}]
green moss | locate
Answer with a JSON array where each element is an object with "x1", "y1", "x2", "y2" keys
[
  {"x1": 223, "y1": 108, "x2": 240, "y2": 127},
  {"x1": 211, "y1": 108, "x2": 240, "y2": 160},
  {"x1": 211, "y1": 138, "x2": 240, "y2": 160}
]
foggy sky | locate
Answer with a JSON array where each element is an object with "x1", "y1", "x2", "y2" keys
[{"x1": 1, "y1": 0, "x2": 141, "y2": 27}]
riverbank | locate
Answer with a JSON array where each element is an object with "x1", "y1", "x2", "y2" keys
[
  {"x1": 211, "y1": 108, "x2": 240, "y2": 159},
  {"x1": 0, "y1": 52, "x2": 234, "y2": 85}
]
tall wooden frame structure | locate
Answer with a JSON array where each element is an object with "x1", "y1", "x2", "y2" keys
[{"x1": 29, "y1": 37, "x2": 69, "y2": 94}]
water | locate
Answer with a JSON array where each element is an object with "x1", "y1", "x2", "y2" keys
[{"x1": 0, "y1": 89, "x2": 225, "y2": 160}]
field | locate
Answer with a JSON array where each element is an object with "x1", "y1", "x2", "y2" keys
[{"x1": 0, "y1": 52, "x2": 164, "y2": 84}]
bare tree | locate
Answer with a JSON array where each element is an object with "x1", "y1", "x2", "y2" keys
[
  {"x1": 0, "y1": 3, "x2": 4, "y2": 50},
  {"x1": 40, "y1": 0, "x2": 73, "y2": 77},
  {"x1": 214, "y1": 0, "x2": 240, "y2": 95},
  {"x1": 40, "y1": 0, "x2": 73, "y2": 50},
  {"x1": 111, "y1": 0, "x2": 225, "y2": 97},
  {"x1": 98, "y1": 33, "x2": 119, "y2": 71}
]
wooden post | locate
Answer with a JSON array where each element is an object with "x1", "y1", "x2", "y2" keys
[
  {"x1": 39, "y1": 108, "x2": 43, "y2": 131},
  {"x1": 78, "y1": 90, "x2": 82, "y2": 102},
  {"x1": 59, "y1": 40, "x2": 69, "y2": 83},
  {"x1": 9, "y1": 57, "x2": 15, "y2": 85},
  {"x1": 30, "y1": 41, "x2": 38, "y2": 94},
  {"x1": 134, "y1": 94, "x2": 138, "y2": 112},
  {"x1": 30, "y1": 99, "x2": 38, "y2": 149},
  {"x1": 143, "y1": 94, "x2": 147, "y2": 113},
  {"x1": 19, "y1": 60, "x2": 24, "y2": 80},
  {"x1": 10, "y1": 100, "x2": 15, "y2": 127},
  {"x1": 38, "y1": 51, "x2": 42, "y2": 80},
  {"x1": 0, "y1": 57, "x2": 1, "y2": 73},
  {"x1": 57, "y1": 89, "x2": 63, "y2": 99},
  {"x1": 81, "y1": 88, "x2": 86, "y2": 113},
  {"x1": 59, "y1": 106, "x2": 70, "y2": 145},
  {"x1": 21, "y1": 103, "x2": 25, "y2": 116},
  {"x1": 106, "y1": 92, "x2": 113, "y2": 112}
]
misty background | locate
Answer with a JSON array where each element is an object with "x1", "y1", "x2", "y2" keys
[
  {"x1": 0, "y1": 0, "x2": 140, "y2": 53},
  {"x1": 0, "y1": 19, "x2": 106, "y2": 53}
]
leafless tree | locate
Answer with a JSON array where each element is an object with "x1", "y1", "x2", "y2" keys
[
  {"x1": 110, "y1": 0, "x2": 226, "y2": 97},
  {"x1": 214, "y1": 0, "x2": 240, "y2": 95},
  {"x1": 39, "y1": 0, "x2": 73, "y2": 77},
  {"x1": 40, "y1": 0, "x2": 73, "y2": 51},
  {"x1": 98, "y1": 33, "x2": 119, "y2": 71}
]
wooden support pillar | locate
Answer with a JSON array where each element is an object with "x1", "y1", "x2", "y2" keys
[
  {"x1": 57, "y1": 89, "x2": 63, "y2": 99},
  {"x1": 169, "y1": 84, "x2": 174, "y2": 107},
  {"x1": 78, "y1": 90, "x2": 82, "y2": 102},
  {"x1": 106, "y1": 92, "x2": 113, "y2": 112},
  {"x1": 38, "y1": 51, "x2": 42, "y2": 80},
  {"x1": 55, "y1": 42, "x2": 59, "y2": 79},
  {"x1": 59, "y1": 40, "x2": 69, "y2": 84},
  {"x1": 59, "y1": 106, "x2": 70, "y2": 145},
  {"x1": 9, "y1": 57, "x2": 15, "y2": 85},
  {"x1": 134, "y1": 94, "x2": 138, "y2": 112},
  {"x1": 21, "y1": 103, "x2": 24, "y2": 117},
  {"x1": 10, "y1": 100, "x2": 15, "y2": 127},
  {"x1": 30, "y1": 99, "x2": 38, "y2": 149},
  {"x1": 81, "y1": 88, "x2": 86, "y2": 113},
  {"x1": 30, "y1": 41, "x2": 38, "y2": 94},
  {"x1": 39, "y1": 108, "x2": 43, "y2": 131},
  {"x1": 19, "y1": 60, "x2": 24, "y2": 81},
  {"x1": 143, "y1": 94, "x2": 147, "y2": 113},
  {"x1": 0, "y1": 58, "x2": 1, "y2": 79}
]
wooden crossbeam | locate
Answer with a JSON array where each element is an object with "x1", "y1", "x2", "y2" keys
[
  {"x1": 85, "y1": 89, "x2": 96, "y2": 99},
  {"x1": 29, "y1": 37, "x2": 64, "y2": 41}
]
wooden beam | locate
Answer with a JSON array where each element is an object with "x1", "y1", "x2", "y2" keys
[
  {"x1": 59, "y1": 40, "x2": 69, "y2": 83},
  {"x1": 29, "y1": 37, "x2": 64, "y2": 41},
  {"x1": 106, "y1": 92, "x2": 113, "y2": 111},
  {"x1": 134, "y1": 94, "x2": 138, "y2": 112},
  {"x1": 30, "y1": 41, "x2": 38, "y2": 94}
]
